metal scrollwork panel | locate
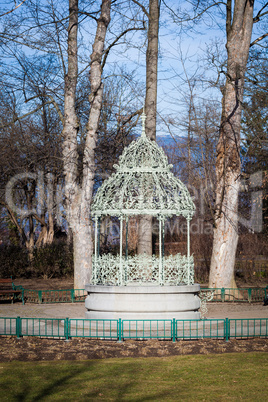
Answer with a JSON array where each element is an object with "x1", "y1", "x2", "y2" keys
[{"x1": 92, "y1": 253, "x2": 194, "y2": 286}]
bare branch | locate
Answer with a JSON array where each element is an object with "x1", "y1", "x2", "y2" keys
[
  {"x1": 51, "y1": 1, "x2": 66, "y2": 77},
  {"x1": 102, "y1": 24, "x2": 146, "y2": 69},
  {"x1": 0, "y1": 0, "x2": 27, "y2": 18},
  {"x1": 0, "y1": 101, "x2": 53, "y2": 128},
  {"x1": 162, "y1": 0, "x2": 226, "y2": 23},
  {"x1": 79, "y1": 11, "x2": 99, "y2": 22},
  {"x1": 132, "y1": 0, "x2": 149, "y2": 19},
  {"x1": 121, "y1": 108, "x2": 143, "y2": 127},
  {"x1": 250, "y1": 32, "x2": 268, "y2": 47},
  {"x1": 253, "y1": 2, "x2": 268, "y2": 22}
]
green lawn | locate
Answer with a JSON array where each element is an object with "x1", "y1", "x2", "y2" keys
[{"x1": 0, "y1": 353, "x2": 267, "y2": 401}]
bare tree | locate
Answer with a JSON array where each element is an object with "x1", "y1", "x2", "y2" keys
[
  {"x1": 0, "y1": 86, "x2": 64, "y2": 259},
  {"x1": 164, "y1": 0, "x2": 267, "y2": 288},
  {"x1": 137, "y1": 0, "x2": 160, "y2": 256},
  {"x1": 209, "y1": 0, "x2": 256, "y2": 288},
  {"x1": 62, "y1": 0, "x2": 111, "y2": 289}
]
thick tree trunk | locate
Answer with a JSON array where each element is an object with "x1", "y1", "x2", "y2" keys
[
  {"x1": 62, "y1": 0, "x2": 111, "y2": 289},
  {"x1": 26, "y1": 215, "x2": 35, "y2": 262},
  {"x1": 138, "y1": 0, "x2": 159, "y2": 255},
  {"x1": 137, "y1": 216, "x2": 153, "y2": 254},
  {"x1": 76, "y1": 0, "x2": 111, "y2": 289},
  {"x1": 209, "y1": 0, "x2": 254, "y2": 288},
  {"x1": 72, "y1": 217, "x2": 93, "y2": 289}
]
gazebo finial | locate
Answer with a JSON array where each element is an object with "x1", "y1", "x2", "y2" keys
[{"x1": 141, "y1": 107, "x2": 146, "y2": 138}]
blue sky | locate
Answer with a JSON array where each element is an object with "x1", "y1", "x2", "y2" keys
[{"x1": 0, "y1": 0, "x2": 267, "y2": 139}]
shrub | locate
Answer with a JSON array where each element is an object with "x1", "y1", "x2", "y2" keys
[
  {"x1": 33, "y1": 242, "x2": 73, "y2": 279},
  {"x1": 0, "y1": 245, "x2": 29, "y2": 278}
]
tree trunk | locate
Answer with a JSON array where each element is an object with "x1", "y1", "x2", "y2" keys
[
  {"x1": 144, "y1": 0, "x2": 159, "y2": 141},
  {"x1": 62, "y1": 0, "x2": 111, "y2": 289},
  {"x1": 138, "y1": 0, "x2": 159, "y2": 255},
  {"x1": 209, "y1": 0, "x2": 254, "y2": 288}
]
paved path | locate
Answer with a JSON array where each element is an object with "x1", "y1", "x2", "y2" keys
[
  {"x1": 0, "y1": 303, "x2": 86, "y2": 319},
  {"x1": 0, "y1": 302, "x2": 267, "y2": 319}
]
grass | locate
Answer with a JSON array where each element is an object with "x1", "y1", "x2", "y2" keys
[{"x1": 0, "y1": 352, "x2": 267, "y2": 401}]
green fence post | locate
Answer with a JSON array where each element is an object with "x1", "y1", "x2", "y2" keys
[
  {"x1": 118, "y1": 319, "x2": 122, "y2": 343},
  {"x1": 65, "y1": 318, "x2": 69, "y2": 341},
  {"x1": 221, "y1": 288, "x2": 225, "y2": 303},
  {"x1": 172, "y1": 319, "x2": 176, "y2": 343},
  {"x1": 16, "y1": 316, "x2": 21, "y2": 339},
  {"x1": 38, "y1": 291, "x2": 42, "y2": 304},
  {"x1": 225, "y1": 318, "x2": 229, "y2": 342},
  {"x1": 71, "y1": 289, "x2": 75, "y2": 303},
  {"x1": 248, "y1": 288, "x2": 252, "y2": 303}
]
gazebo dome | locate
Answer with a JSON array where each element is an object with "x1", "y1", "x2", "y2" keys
[{"x1": 91, "y1": 112, "x2": 195, "y2": 219}]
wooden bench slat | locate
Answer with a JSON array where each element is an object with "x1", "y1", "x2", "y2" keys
[{"x1": 0, "y1": 290, "x2": 22, "y2": 294}]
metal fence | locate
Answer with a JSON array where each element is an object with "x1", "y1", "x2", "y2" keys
[
  {"x1": 20, "y1": 287, "x2": 267, "y2": 304},
  {"x1": 201, "y1": 287, "x2": 268, "y2": 303},
  {"x1": 24, "y1": 289, "x2": 87, "y2": 304},
  {"x1": 1, "y1": 317, "x2": 267, "y2": 341}
]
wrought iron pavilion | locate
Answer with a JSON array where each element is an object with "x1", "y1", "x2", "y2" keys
[{"x1": 91, "y1": 112, "x2": 195, "y2": 286}]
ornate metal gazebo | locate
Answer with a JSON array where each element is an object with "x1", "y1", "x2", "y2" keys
[{"x1": 90, "y1": 112, "x2": 195, "y2": 287}]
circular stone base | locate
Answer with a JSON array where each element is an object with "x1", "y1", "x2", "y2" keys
[{"x1": 85, "y1": 284, "x2": 201, "y2": 320}]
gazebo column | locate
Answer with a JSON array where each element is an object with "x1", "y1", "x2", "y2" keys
[
  {"x1": 119, "y1": 216, "x2": 124, "y2": 286},
  {"x1": 97, "y1": 218, "x2": 101, "y2": 257},
  {"x1": 125, "y1": 217, "x2": 129, "y2": 283},
  {"x1": 158, "y1": 217, "x2": 164, "y2": 285},
  {"x1": 94, "y1": 216, "x2": 98, "y2": 284},
  {"x1": 187, "y1": 216, "x2": 191, "y2": 285},
  {"x1": 125, "y1": 217, "x2": 129, "y2": 260}
]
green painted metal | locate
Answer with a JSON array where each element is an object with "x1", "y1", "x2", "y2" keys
[
  {"x1": 18, "y1": 287, "x2": 268, "y2": 304},
  {"x1": 229, "y1": 318, "x2": 268, "y2": 339},
  {"x1": 91, "y1": 112, "x2": 195, "y2": 219},
  {"x1": 0, "y1": 281, "x2": 25, "y2": 304},
  {"x1": 69, "y1": 319, "x2": 118, "y2": 339},
  {"x1": 172, "y1": 318, "x2": 176, "y2": 342},
  {"x1": 121, "y1": 320, "x2": 172, "y2": 340},
  {"x1": 0, "y1": 317, "x2": 267, "y2": 340},
  {"x1": 91, "y1": 112, "x2": 195, "y2": 286},
  {"x1": 13, "y1": 284, "x2": 24, "y2": 305},
  {"x1": 118, "y1": 318, "x2": 122, "y2": 342},
  {"x1": 20, "y1": 318, "x2": 65, "y2": 338},
  {"x1": 176, "y1": 319, "x2": 226, "y2": 340},
  {"x1": 16, "y1": 316, "x2": 21, "y2": 338},
  {"x1": 23, "y1": 289, "x2": 87, "y2": 304},
  {"x1": 0, "y1": 317, "x2": 17, "y2": 336},
  {"x1": 225, "y1": 318, "x2": 229, "y2": 342},
  {"x1": 201, "y1": 287, "x2": 267, "y2": 303},
  {"x1": 92, "y1": 253, "x2": 194, "y2": 286},
  {"x1": 65, "y1": 318, "x2": 69, "y2": 340}
]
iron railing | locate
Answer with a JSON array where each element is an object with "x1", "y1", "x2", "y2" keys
[
  {"x1": 23, "y1": 289, "x2": 87, "y2": 304},
  {"x1": 18, "y1": 287, "x2": 267, "y2": 304},
  {"x1": 1, "y1": 317, "x2": 267, "y2": 341},
  {"x1": 201, "y1": 287, "x2": 267, "y2": 303}
]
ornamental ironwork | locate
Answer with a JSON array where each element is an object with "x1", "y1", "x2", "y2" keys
[
  {"x1": 91, "y1": 112, "x2": 196, "y2": 286},
  {"x1": 91, "y1": 112, "x2": 195, "y2": 219}
]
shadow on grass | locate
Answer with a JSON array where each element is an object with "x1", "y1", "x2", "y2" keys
[
  {"x1": 1, "y1": 353, "x2": 267, "y2": 401},
  {"x1": 1, "y1": 359, "x2": 178, "y2": 401}
]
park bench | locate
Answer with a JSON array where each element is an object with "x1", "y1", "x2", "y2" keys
[{"x1": 0, "y1": 279, "x2": 24, "y2": 304}]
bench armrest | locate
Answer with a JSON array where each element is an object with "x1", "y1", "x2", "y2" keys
[{"x1": 12, "y1": 284, "x2": 24, "y2": 291}]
